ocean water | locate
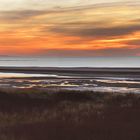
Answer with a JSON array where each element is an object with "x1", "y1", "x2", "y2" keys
[
  {"x1": 0, "y1": 56, "x2": 140, "y2": 67},
  {"x1": 0, "y1": 56, "x2": 140, "y2": 94}
]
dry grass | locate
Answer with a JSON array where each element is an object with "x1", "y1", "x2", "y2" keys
[{"x1": 0, "y1": 88, "x2": 140, "y2": 140}]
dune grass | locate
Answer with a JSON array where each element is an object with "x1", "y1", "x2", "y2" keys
[{"x1": 0, "y1": 88, "x2": 140, "y2": 140}]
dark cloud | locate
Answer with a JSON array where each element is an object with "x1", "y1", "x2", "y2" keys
[
  {"x1": 38, "y1": 47, "x2": 140, "y2": 57},
  {"x1": 95, "y1": 47, "x2": 140, "y2": 56},
  {"x1": 49, "y1": 24, "x2": 140, "y2": 38},
  {"x1": 126, "y1": 40, "x2": 140, "y2": 46},
  {"x1": 0, "y1": 10, "x2": 46, "y2": 21},
  {"x1": 1, "y1": 1, "x2": 140, "y2": 23}
]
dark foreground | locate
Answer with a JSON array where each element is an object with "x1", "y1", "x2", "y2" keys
[{"x1": 0, "y1": 89, "x2": 140, "y2": 140}]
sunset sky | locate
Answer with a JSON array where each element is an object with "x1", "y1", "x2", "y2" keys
[{"x1": 0, "y1": 0, "x2": 140, "y2": 56}]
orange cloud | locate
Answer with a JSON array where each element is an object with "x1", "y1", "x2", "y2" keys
[{"x1": 0, "y1": 2, "x2": 140, "y2": 56}]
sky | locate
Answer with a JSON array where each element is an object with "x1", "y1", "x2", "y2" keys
[{"x1": 0, "y1": 0, "x2": 140, "y2": 57}]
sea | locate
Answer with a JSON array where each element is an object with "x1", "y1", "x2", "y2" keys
[
  {"x1": 0, "y1": 56, "x2": 140, "y2": 67},
  {"x1": 0, "y1": 56, "x2": 140, "y2": 93}
]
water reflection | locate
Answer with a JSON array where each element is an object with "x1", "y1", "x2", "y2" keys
[
  {"x1": 0, "y1": 72, "x2": 68, "y2": 78},
  {"x1": 0, "y1": 72, "x2": 45, "y2": 78},
  {"x1": 0, "y1": 72, "x2": 140, "y2": 94},
  {"x1": 96, "y1": 79, "x2": 140, "y2": 84}
]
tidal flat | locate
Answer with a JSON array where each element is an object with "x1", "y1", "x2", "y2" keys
[{"x1": 0, "y1": 67, "x2": 140, "y2": 93}]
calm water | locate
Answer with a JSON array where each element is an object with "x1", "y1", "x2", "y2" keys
[{"x1": 0, "y1": 56, "x2": 140, "y2": 67}]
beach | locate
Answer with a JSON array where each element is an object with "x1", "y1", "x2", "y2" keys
[
  {"x1": 0, "y1": 67, "x2": 140, "y2": 140},
  {"x1": 1, "y1": 0, "x2": 140, "y2": 139}
]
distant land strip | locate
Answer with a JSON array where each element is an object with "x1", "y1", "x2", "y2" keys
[{"x1": 0, "y1": 67, "x2": 140, "y2": 78}]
